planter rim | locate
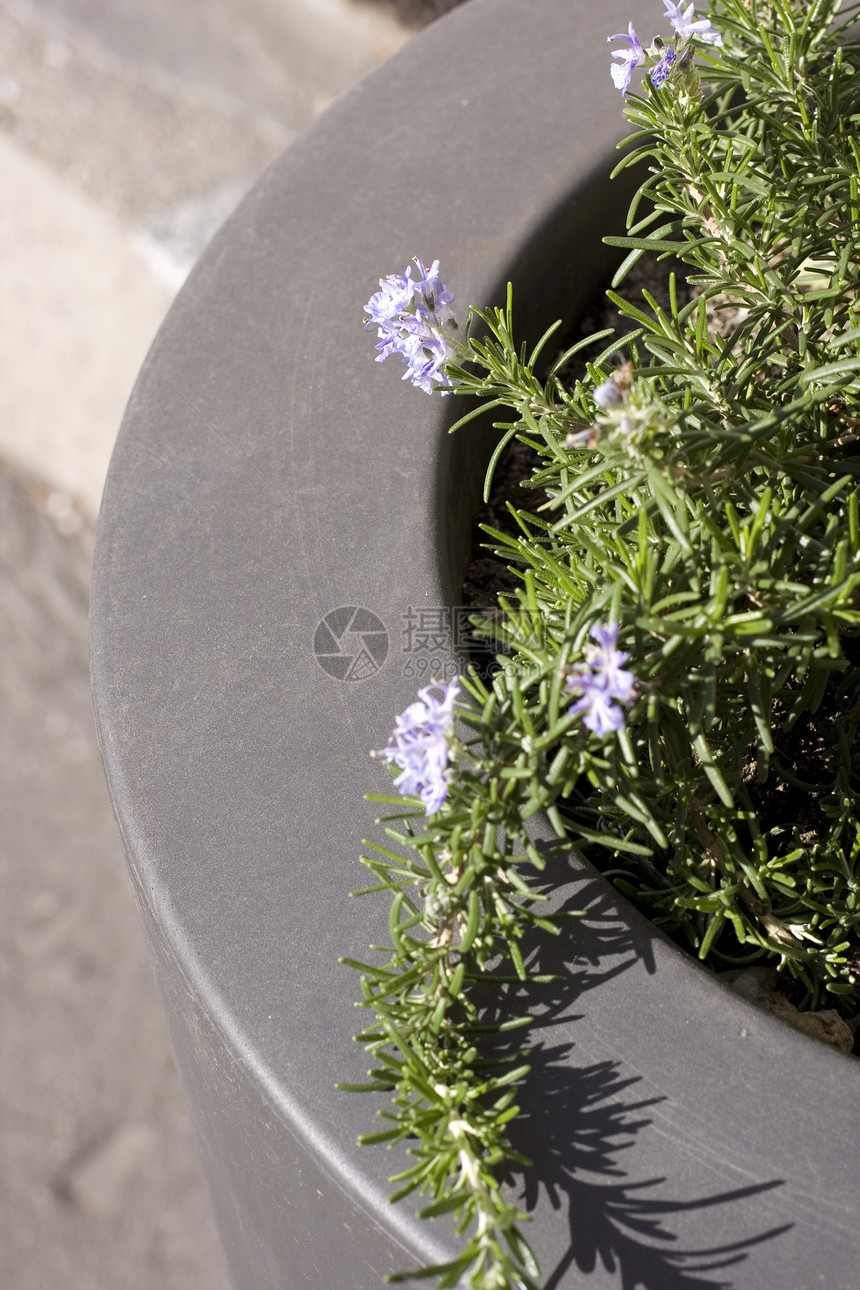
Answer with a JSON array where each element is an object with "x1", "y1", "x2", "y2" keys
[{"x1": 91, "y1": 2, "x2": 860, "y2": 1286}]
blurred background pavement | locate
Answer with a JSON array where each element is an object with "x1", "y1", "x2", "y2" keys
[{"x1": 0, "y1": 1, "x2": 462, "y2": 1285}]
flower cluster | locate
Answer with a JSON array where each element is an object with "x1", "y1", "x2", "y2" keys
[
  {"x1": 566, "y1": 624, "x2": 636, "y2": 736},
  {"x1": 374, "y1": 676, "x2": 460, "y2": 813},
  {"x1": 608, "y1": 0, "x2": 721, "y2": 96},
  {"x1": 364, "y1": 258, "x2": 461, "y2": 394},
  {"x1": 567, "y1": 361, "x2": 677, "y2": 460}
]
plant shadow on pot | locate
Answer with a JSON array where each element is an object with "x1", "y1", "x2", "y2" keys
[{"x1": 470, "y1": 861, "x2": 790, "y2": 1289}]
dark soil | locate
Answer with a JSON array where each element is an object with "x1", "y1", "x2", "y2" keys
[{"x1": 463, "y1": 253, "x2": 690, "y2": 615}]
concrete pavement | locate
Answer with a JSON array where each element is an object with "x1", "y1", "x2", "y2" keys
[
  {"x1": 0, "y1": 1, "x2": 461, "y2": 1285},
  {"x1": 0, "y1": 0, "x2": 410, "y2": 512}
]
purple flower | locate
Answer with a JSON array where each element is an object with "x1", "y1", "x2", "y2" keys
[
  {"x1": 651, "y1": 46, "x2": 676, "y2": 87},
  {"x1": 567, "y1": 623, "x2": 635, "y2": 736},
  {"x1": 566, "y1": 426, "x2": 598, "y2": 449},
  {"x1": 662, "y1": 1, "x2": 722, "y2": 45},
  {"x1": 593, "y1": 378, "x2": 623, "y2": 409},
  {"x1": 569, "y1": 679, "x2": 628, "y2": 736},
  {"x1": 411, "y1": 257, "x2": 455, "y2": 320},
  {"x1": 375, "y1": 677, "x2": 460, "y2": 814},
  {"x1": 589, "y1": 623, "x2": 636, "y2": 703},
  {"x1": 364, "y1": 258, "x2": 459, "y2": 394},
  {"x1": 399, "y1": 327, "x2": 452, "y2": 395},
  {"x1": 607, "y1": 23, "x2": 644, "y2": 95},
  {"x1": 364, "y1": 267, "x2": 417, "y2": 328}
]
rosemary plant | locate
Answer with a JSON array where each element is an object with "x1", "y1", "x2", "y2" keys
[{"x1": 345, "y1": 1, "x2": 860, "y2": 1285}]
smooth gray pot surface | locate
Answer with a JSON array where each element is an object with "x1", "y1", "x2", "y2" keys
[{"x1": 91, "y1": 1, "x2": 860, "y2": 1287}]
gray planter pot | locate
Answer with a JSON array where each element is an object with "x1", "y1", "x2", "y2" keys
[{"x1": 90, "y1": 1, "x2": 860, "y2": 1287}]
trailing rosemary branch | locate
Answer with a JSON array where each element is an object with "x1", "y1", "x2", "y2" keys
[
  {"x1": 341, "y1": 670, "x2": 577, "y2": 1290},
  {"x1": 345, "y1": 1, "x2": 860, "y2": 1286}
]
